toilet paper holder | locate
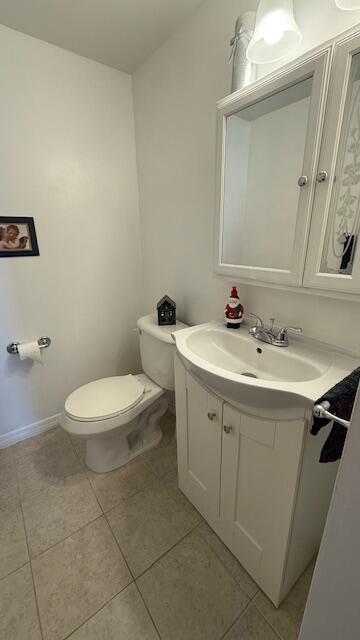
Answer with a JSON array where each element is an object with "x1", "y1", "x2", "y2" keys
[{"x1": 6, "y1": 336, "x2": 51, "y2": 355}]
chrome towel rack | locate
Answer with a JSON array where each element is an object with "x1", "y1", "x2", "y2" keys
[
  {"x1": 6, "y1": 336, "x2": 51, "y2": 355},
  {"x1": 313, "y1": 401, "x2": 350, "y2": 429}
]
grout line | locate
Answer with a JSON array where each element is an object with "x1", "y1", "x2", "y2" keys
[
  {"x1": 26, "y1": 513, "x2": 104, "y2": 561},
  {"x1": 0, "y1": 559, "x2": 30, "y2": 584},
  {"x1": 18, "y1": 466, "x2": 88, "y2": 506},
  {"x1": 133, "y1": 519, "x2": 202, "y2": 581},
  {"x1": 100, "y1": 512, "x2": 162, "y2": 638},
  {"x1": 252, "y1": 599, "x2": 284, "y2": 640},
  {"x1": 61, "y1": 581, "x2": 134, "y2": 640},
  {"x1": 195, "y1": 521, "x2": 259, "y2": 603},
  {"x1": 19, "y1": 492, "x2": 45, "y2": 640},
  {"x1": 27, "y1": 514, "x2": 104, "y2": 562},
  {"x1": 134, "y1": 581, "x2": 162, "y2": 639},
  {"x1": 103, "y1": 510, "x2": 136, "y2": 579},
  {"x1": 218, "y1": 599, "x2": 253, "y2": 640}
]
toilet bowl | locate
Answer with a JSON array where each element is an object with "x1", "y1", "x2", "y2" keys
[{"x1": 61, "y1": 314, "x2": 187, "y2": 473}]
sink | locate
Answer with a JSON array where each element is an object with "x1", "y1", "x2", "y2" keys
[{"x1": 174, "y1": 322, "x2": 358, "y2": 410}]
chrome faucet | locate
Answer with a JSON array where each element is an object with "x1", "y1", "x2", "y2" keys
[{"x1": 248, "y1": 313, "x2": 302, "y2": 347}]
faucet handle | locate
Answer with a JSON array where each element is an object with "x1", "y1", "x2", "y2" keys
[
  {"x1": 248, "y1": 312, "x2": 264, "y2": 328},
  {"x1": 274, "y1": 326, "x2": 302, "y2": 346}
]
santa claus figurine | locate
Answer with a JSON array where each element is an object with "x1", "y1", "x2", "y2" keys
[{"x1": 225, "y1": 286, "x2": 244, "y2": 329}]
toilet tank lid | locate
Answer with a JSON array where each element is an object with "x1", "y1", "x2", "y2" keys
[{"x1": 137, "y1": 314, "x2": 188, "y2": 344}]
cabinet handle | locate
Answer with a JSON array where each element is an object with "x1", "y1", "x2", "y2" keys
[
  {"x1": 297, "y1": 175, "x2": 308, "y2": 187},
  {"x1": 316, "y1": 170, "x2": 328, "y2": 183},
  {"x1": 223, "y1": 425, "x2": 232, "y2": 434},
  {"x1": 207, "y1": 412, "x2": 217, "y2": 421}
]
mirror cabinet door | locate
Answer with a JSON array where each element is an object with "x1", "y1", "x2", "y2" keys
[
  {"x1": 215, "y1": 51, "x2": 330, "y2": 285},
  {"x1": 304, "y1": 34, "x2": 360, "y2": 293}
]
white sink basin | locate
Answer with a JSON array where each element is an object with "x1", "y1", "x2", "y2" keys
[{"x1": 174, "y1": 322, "x2": 358, "y2": 410}]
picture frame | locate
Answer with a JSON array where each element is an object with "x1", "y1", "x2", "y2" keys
[{"x1": 0, "y1": 216, "x2": 40, "y2": 258}]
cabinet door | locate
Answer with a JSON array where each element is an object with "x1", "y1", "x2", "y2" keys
[
  {"x1": 220, "y1": 404, "x2": 305, "y2": 605},
  {"x1": 214, "y1": 49, "x2": 331, "y2": 286},
  {"x1": 304, "y1": 32, "x2": 360, "y2": 293},
  {"x1": 174, "y1": 356, "x2": 223, "y2": 525}
]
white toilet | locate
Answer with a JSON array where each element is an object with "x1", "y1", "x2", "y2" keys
[{"x1": 61, "y1": 314, "x2": 187, "y2": 473}]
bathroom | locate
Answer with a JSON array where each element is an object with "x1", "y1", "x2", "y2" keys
[{"x1": 1, "y1": 0, "x2": 360, "y2": 638}]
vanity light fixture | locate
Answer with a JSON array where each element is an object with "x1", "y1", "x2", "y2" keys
[
  {"x1": 335, "y1": 0, "x2": 360, "y2": 9},
  {"x1": 246, "y1": 0, "x2": 302, "y2": 64}
]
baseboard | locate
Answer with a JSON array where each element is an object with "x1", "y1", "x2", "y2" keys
[{"x1": 0, "y1": 413, "x2": 61, "y2": 449}]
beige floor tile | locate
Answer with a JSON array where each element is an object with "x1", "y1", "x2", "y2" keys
[
  {"x1": 32, "y1": 517, "x2": 132, "y2": 640},
  {"x1": 0, "y1": 445, "x2": 15, "y2": 466},
  {"x1": 137, "y1": 529, "x2": 249, "y2": 640},
  {"x1": 159, "y1": 411, "x2": 176, "y2": 440},
  {"x1": 143, "y1": 441, "x2": 178, "y2": 478},
  {"x1": 17, "y1": 428, "x2": 82, "y2": 500},
  {"x1": 70, "y1": 434, "x2": 86, "y2": 464},
  {"x1": 139, "y1": 411, "x2": 178, "y2": 478},
  {"x1": 0, "y1": 461, "x2": 20, "y2": 511},
  {"x1": 254, "y1": 561, "x2": 315, "y2": 640},
  {"x1": 224, "y1": 604, "x2": 279, "y2": 639},
  {"x1": 87, "y1": 456, "x2": 156, "y2": 512},
  {"x1": 0, "y1": 428, "x2": 61, "y2": 467},
  {"x1": 197, "y1": 521, "x2": 258, "y2": 599},
  {"x1": 161, "y1": 468, "x2": 179, "y2": 491},
  {"x1": 0, "y1": 506, "x2": 28, "y2": 579},
  {"x1": 22, "y1": 471, "x2": 102, "y2": 557},
  {"x1": 0, "y1": 564, "x2": 42, "y2": 640},
  {"x1": 12, "y1": 427, "x2": 60, "y2": 460},
  {"x1": 107, "y1": 477, "x2": 200, "y2": 577},
  {"x1": 68, "y1": 583, "x2": 159, "y2": 639}
]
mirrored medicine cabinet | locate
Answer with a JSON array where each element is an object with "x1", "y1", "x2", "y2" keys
[{"x1": 214, "y1": 27, "x2": 360, "y2": 296}]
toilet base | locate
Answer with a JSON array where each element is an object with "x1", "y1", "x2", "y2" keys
[{"x1": 85, "y1": 395, "x2": 168, "y2": 473}]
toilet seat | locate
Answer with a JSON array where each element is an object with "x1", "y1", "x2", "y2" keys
[{"x1": 65, "y1": 375, "x2": 145, "y2": 422}]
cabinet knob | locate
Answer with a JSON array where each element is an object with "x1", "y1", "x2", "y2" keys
[
  {"x1": 223, "y1": 425, "x2": 232, "y2": 434},
  {"x1": 207, "y1": 412, "x2": 217, "y2": 421},
  {"x1": 297, "y1": 175, "x2": 308, "y2": 187},
  {"x1": 316, "y1": 170, "x2": 328, "y2": 183}
]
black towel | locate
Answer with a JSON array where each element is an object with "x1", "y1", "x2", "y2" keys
[
  {"x1": 311, "y1": 367, "x2": 360, "y2": 463},
  {"x1": 340, "y1": 235, "x2": 357, "y2": 272}
]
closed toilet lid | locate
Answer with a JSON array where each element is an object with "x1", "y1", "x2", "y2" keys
[{"x1": 65, "y1": 375, "x2": 145, "y2": 421}]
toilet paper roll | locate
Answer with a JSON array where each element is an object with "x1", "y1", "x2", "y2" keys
[{"x1": 17, "y1": 341, "x2": 42, "y2": 363}]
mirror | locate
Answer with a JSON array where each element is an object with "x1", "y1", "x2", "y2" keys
[
  {"x1": 320, "y1": 51, "x2": 360, "y2": 276},
  {"x1": 221, "y1": 77, "x2": 313, "y2": 270}
]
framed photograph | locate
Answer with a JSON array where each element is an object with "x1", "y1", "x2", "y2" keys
[{"x1": 0, "y1": 216, "x2": 39, "y2": 258}]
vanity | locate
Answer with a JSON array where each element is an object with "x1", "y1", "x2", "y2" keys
[
  {"x1": 174, "y1": 323, "x2": 358, "y2": 607},
  {"x1": 173, "y1": 25, "x2": 360, "y2": 608}
]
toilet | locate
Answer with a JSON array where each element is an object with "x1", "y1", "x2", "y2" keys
[{"x1": 61, "y1": 314, "x2": 187, "y2": 473}]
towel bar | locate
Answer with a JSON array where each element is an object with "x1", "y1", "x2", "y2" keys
[
  {"x1": 313, "y1": 401, "x2": 350, "y2": 429},
  {"x1": 6, "y1": 336, "x2": 51, "y2": 355}
]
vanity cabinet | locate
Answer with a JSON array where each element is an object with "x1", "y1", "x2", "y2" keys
[
  {"x1": 215, "y1": 26, "x2": 360, "y2": 297},
  {"x1": 174, "y1": 355, "x2": 338, "y2": 606}
]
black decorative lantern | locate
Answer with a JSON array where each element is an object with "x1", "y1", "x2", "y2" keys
[{"x1": 157, "y1": 295, "x2": 176, "y2": 326}]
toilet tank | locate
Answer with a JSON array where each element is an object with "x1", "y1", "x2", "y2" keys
[{"x1": 137, "y1": 314, "x2": 188, "y2": 390}]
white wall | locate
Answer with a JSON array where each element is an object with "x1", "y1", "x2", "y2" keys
[
  {"x1": 0, "y1": 25, "x2": 143, "y2": 437},
  {"x1": 133, "y1": 0, "x2": 360, "y2": 354}
]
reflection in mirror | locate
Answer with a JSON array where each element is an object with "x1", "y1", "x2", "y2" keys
[
  {"x1": 321, "y1": 52, "x2": 360, "y2": 276},
  {"x1": 222, "y1": 77, "x2": 312, "y2": 270}
]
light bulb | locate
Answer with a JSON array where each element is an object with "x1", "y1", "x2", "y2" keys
[
  {"x1": 246, "y1": 0, "x2": 302, "y2": 64},
  {"x1": 262, "y1": 11, "x2": 286, "y2": 44}
]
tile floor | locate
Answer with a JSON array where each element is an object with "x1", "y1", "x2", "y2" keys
[{"x1": 0, "y1": 413, "x2": 313, "y2": 640}]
